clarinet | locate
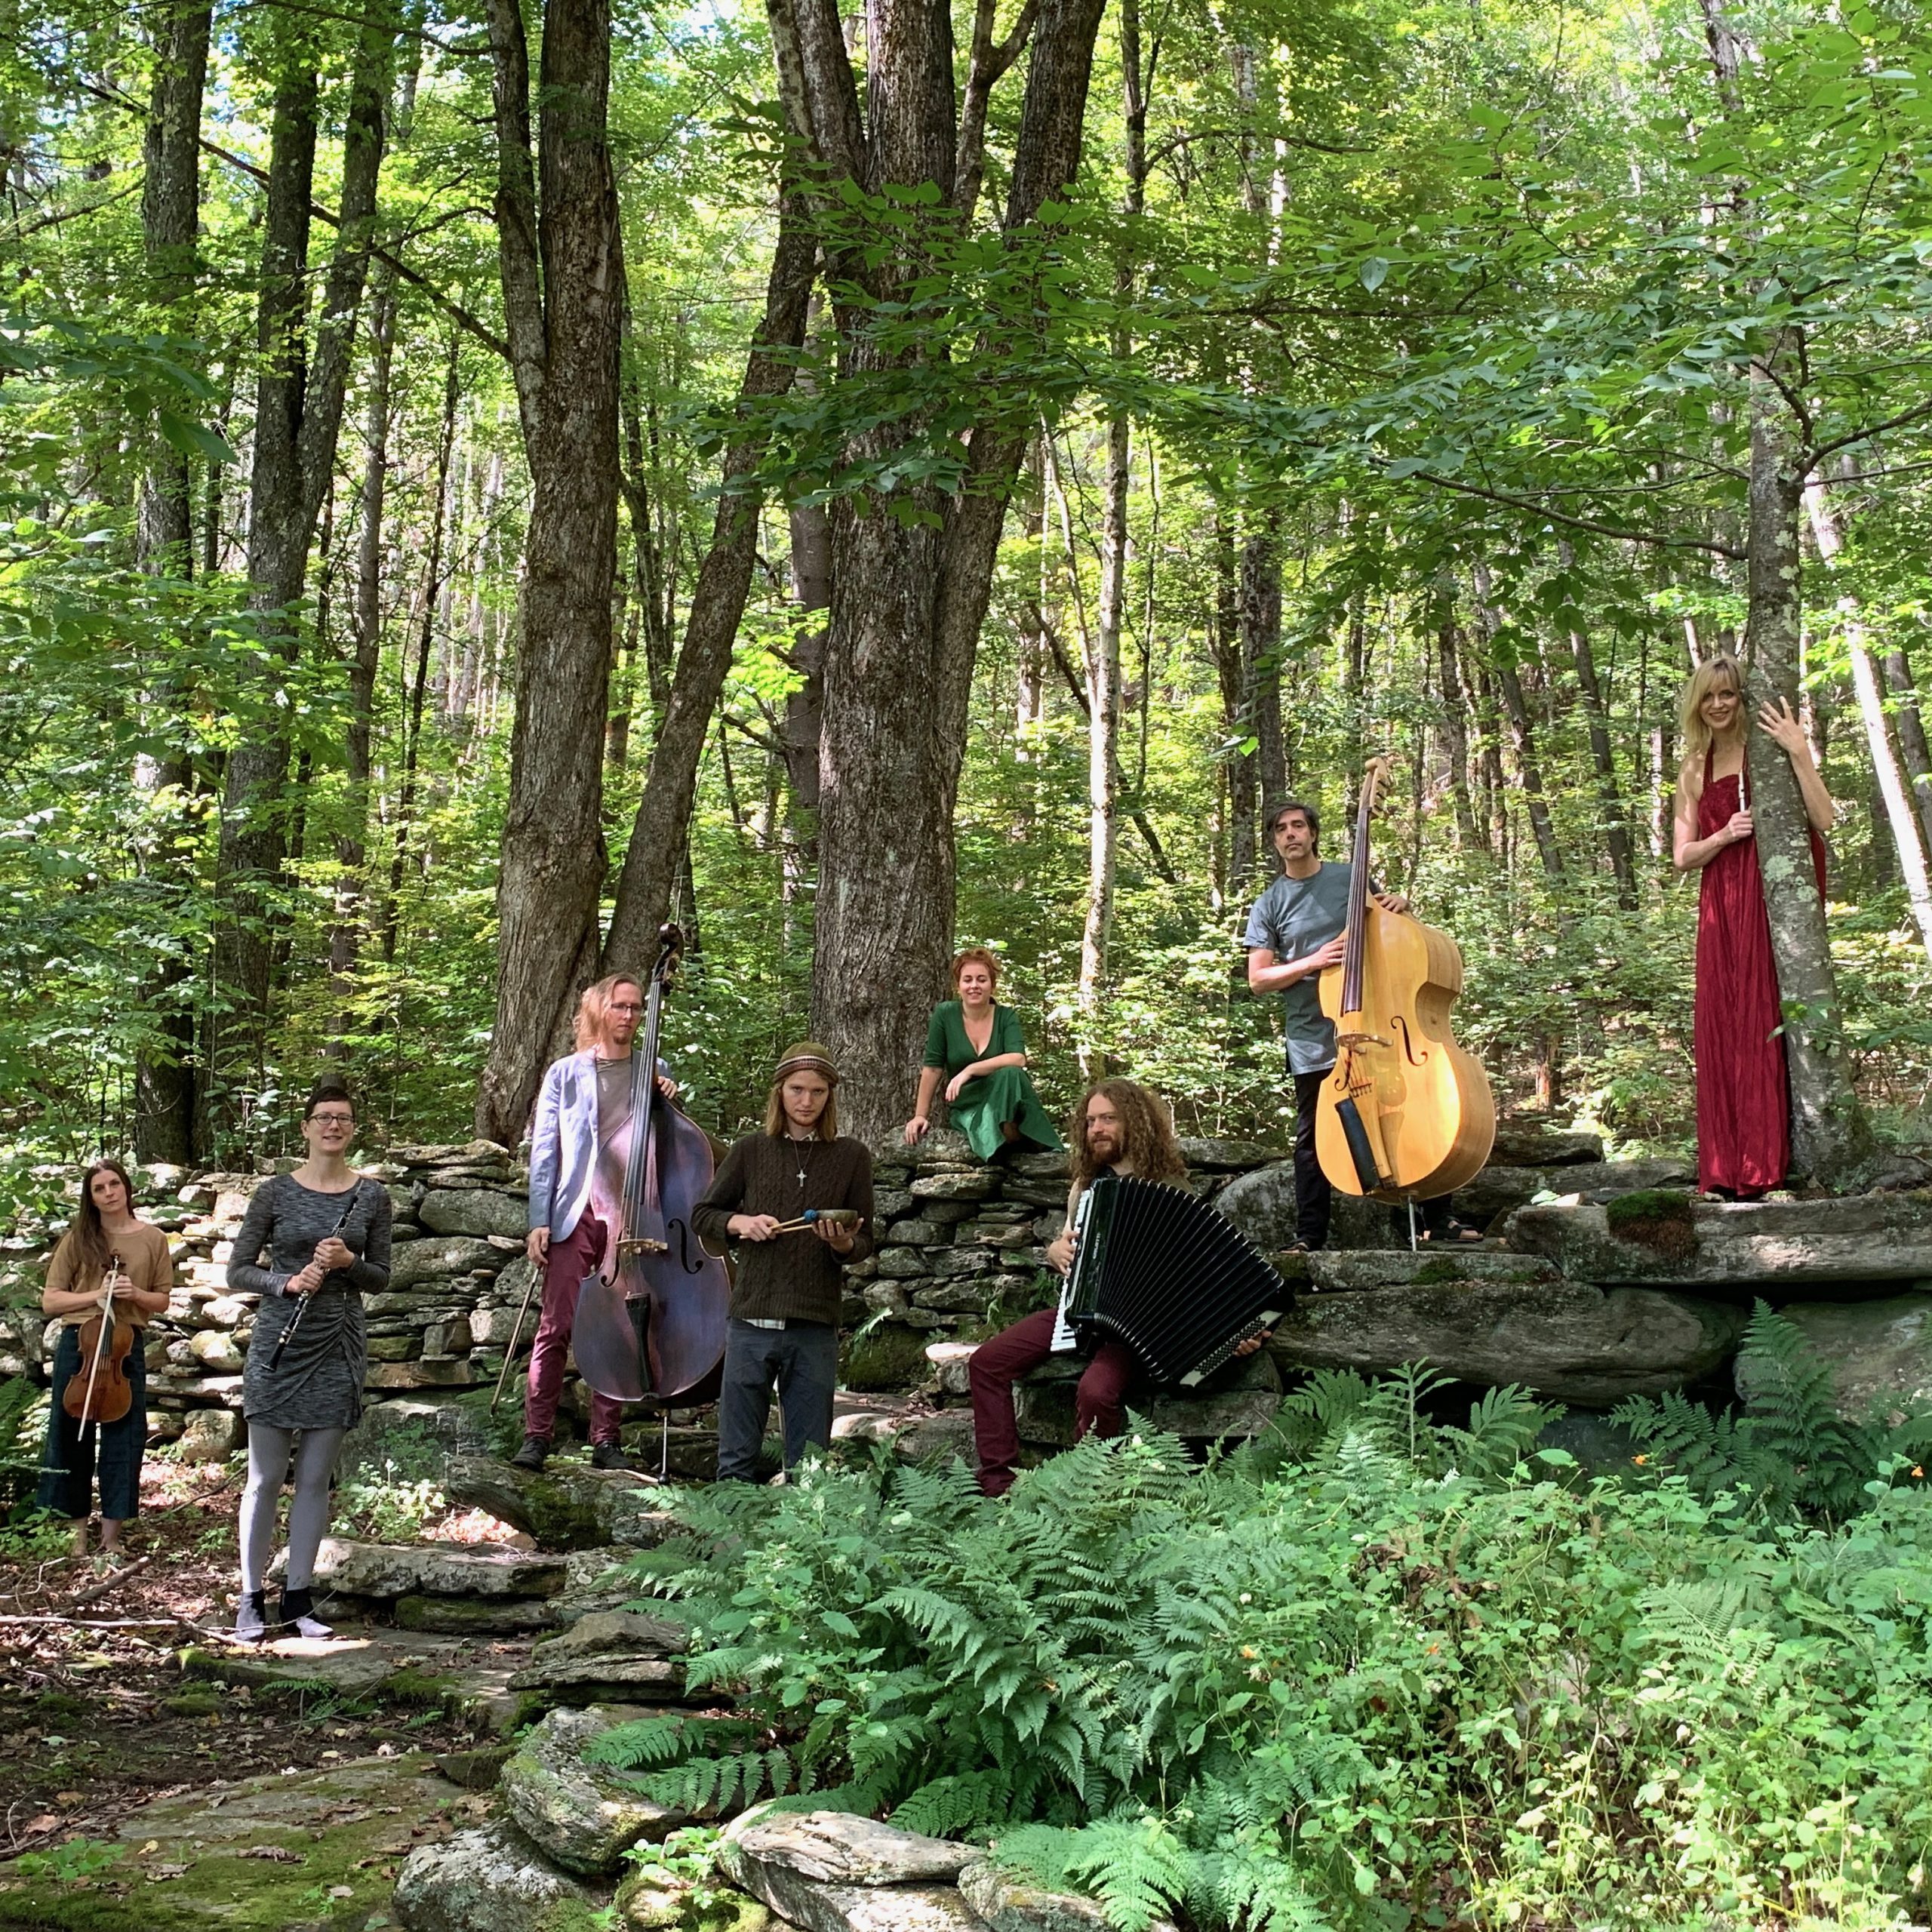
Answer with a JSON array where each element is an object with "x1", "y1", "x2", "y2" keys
[{"x1": 266, "y1": 1189, "x2": 364, "y2": 1374}]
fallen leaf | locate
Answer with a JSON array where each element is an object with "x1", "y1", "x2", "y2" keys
[
  {"x1": 148, "y1": 1864, "x2": 191, "y2": 1881},
  {"x1": 54, "y1": 1791, "x2": 83, "y2": 1806},
  {"x1": 239, "y1": 1845, "x2": 302, "y2": 1864},
  {"x1": 329, "y1": 1886, "x2": 353, "y2": 1899},
  {"x1": 23, "y1": 1814, "x2": 58, "y2": 1835}
]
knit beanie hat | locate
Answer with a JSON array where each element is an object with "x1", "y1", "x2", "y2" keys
[{"x1": 774, "y1": 1041, "x2": 840, "y2": 1085}]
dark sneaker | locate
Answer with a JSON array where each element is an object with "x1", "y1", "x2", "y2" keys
[
  {"x1": 274, "y1": 1586, "x2": 334, "y2": 1641},
  {"x1": 510, "y1": 1435, "x2": 550, "y2": 1472},
  {"x1": 234, "y1": 1590, "x2": 269, "y2": 1643},
  {"x1": 589, "y1": 1442, "x2": 632, "y2": 1472}
]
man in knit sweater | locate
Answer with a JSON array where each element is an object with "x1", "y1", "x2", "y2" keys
[{"x1": 693, "y1": 1043, "x2": 875, "y2": 1480}]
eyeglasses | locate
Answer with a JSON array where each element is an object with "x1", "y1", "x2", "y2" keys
[
  {"x1": 608, "y1": 1002, "x2": 645, "y2": 1015},
  {"x1": 309, "y1": 1112, "x2": 355, "y2": 1126}
]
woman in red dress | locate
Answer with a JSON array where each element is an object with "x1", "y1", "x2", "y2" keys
[{"x1": 1672, "y1": 654, "x2": 1834, "y2": 1196}]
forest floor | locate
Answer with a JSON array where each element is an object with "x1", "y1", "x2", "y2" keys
[{"x1": 0, "y1": 1459, "x2": 503, "y2": 1875}]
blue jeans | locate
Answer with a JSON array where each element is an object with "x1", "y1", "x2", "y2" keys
[
  {"x1": 38, "y1": 1323, "x2": 148, "y2": 1521},
  {"x1": 716, "y1": 1320, "x2": 838, "y2": 1480}
]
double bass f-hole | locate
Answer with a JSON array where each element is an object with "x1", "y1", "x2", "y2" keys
[
  {"x1": 1391, "y1": 1014, "x2": 1428, "y2": 1068},
  {"x1": 666, "y1": 1217, "x2": 706, "y2": 1276}
]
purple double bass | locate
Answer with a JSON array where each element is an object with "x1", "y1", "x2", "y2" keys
[{"x1": 571, "y1": 926, "x2": 731, "y2": 1407}]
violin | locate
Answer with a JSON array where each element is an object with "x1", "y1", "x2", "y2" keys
[
  {"x1": 571, "y1": 926, "x2": 732, "y2": 1405},
  {"x1": 1314, "y1": 757, "x2": 1495, "y2": 1204},
  {"x1": 64, "y1": 1251, "x2": 136, "y2": 1429}
]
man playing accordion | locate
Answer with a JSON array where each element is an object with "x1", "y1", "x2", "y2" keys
[{"x1": 967, "y1": 1078, "x2": 1268, "y2": 1497}]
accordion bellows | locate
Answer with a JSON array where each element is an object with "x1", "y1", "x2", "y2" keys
[{"x1": 1064, "y1": 1174, "x2": 1288, "y2": 1386}]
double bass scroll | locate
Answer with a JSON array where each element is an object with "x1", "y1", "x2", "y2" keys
[{"x1": 1313, "y1": 757, "x2": 1495, "y2": 1204}]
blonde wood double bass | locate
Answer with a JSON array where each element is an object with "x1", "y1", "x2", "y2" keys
[{"x1": 1314, "y1": 758, "x2": 1495, "y2": 1204}]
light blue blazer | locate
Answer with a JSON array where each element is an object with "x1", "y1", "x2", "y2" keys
[{"x1": 527, "y1": 1049, "x2": 670, "y2": 1241}]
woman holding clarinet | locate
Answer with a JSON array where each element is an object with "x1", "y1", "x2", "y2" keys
[{"x1": 227, "y1": 1079, "x2": 391, "y2": 1641}]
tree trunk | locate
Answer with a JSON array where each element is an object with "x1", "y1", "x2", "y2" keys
[
  {"x1": 1741, "y1": 346, "x2": 1873, "y2": 1183},
  {"x1": 474, "y1": 0, "x2": 626, "y2": 1143},
  {"x1": 770, "y1": 0, "x2": 1108, "y2": 1139},
  {"x1": 601, "y1": 194, "x2": 817, "y2": 977},
  {"x1": 1241, "y1": 512, "x2": 1287, "y2": 815},
  {"x1": 1880, "y1": 645, "x2": 1932, "y2": 854},
  {"x1": 780, "y1": 497, "x2": 829, "y2": 952},
  {"x1": 204, "y1": 9, "x2": 392, "y2": 1149},
  {"x1": 1078, "y1": 408, "x2": 1125, "y2": 1069},
  {"x1": 131, "y1": 0, "x2": 211, "y2": 1162},
  {"x1": 1561, "y1": 591, "x2": 1638, "y2": 902},
  {"x1": 1211, "y1": 507, "x2": 1255, "y2": 894},
  {"x1": 1804, "y1": 477, "x2": 1932, "y2": 962},
  {"x1": 1433, "y1": 608, "x2": 1481, "y2": 851}
]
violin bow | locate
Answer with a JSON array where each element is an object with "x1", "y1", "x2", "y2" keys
[
  {"x1": 72, "y1": 1251, "x2": 121, "y2": 1431},
  {"x1": 491, "y1": 1254, "x2": 546, "y2": 1411},
  {"x1": 267, "y1": 1191, "x2": 362, "y2": 1373}
]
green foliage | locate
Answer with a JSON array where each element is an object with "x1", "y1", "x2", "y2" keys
[
  {"x1": 12, "y1": 1836, "x2": 127, "y2": 1882},
  {"x1": 592, "y1": 1364, "x2": 1932, "y2": 1928},
  {"x1": 1614, "y1": 1301, "x2": 1932, "y2": 1522}
]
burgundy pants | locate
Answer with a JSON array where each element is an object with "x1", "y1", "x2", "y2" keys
[
  {"x1": 522, "y1": 1211, "x2": 627, "y2": 1445},
  {"x1": 968, "y1": 1306, "x2": 1137, "y2": 1497}
]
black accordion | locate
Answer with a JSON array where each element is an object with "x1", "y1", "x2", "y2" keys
[{"x1": 1056, "y1": 1174, "x2": 1287, "y2": 1386}]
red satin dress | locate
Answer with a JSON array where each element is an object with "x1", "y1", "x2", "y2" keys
[{"x1": 1693, "y1": 749, "x2": 1826, "y2": 1195}]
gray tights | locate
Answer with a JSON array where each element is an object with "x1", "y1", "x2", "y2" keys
[{"x1": 239, "y1": 1422, "x2": 345, "y2": 1594}]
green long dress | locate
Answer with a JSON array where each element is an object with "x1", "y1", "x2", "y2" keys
[{"x1": 923, "y1": 1001, "x2": 1063, "y2": 1159}]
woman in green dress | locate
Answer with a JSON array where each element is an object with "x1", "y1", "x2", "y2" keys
[{"x1": 903, "y1": 948, "x2": 1063, "y2": 1158}]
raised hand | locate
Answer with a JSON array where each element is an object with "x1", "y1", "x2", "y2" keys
[{"x1": 1758, "y1": 697, "x2": 1809, "y2": 756}]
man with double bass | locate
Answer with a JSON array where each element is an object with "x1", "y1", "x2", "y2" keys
[
  {"x1": 513, "y1": 974, "x2": 678, "y2": 1472},
  {"x1": 1244, "y1": 799, "x2": 1478, "y2": 1251}
]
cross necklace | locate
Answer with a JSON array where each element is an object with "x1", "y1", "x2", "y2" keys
[{"x1": 788, "y1": 1134, "x2": 814, "y2": 1192}]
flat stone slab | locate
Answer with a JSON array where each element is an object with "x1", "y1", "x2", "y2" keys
[
  {"x1": 1269, "y1": 1281, "x2": 1745, "y2": 1405},
  {"x1": 310, "y1": 1537, "x2": 568, "y2": 1600},
  {"x1": 1303, "y1": 1250, "x2": 1560, "y2": 1293},
  {"x1": 394, "y1": 1817, "x2": 610, "y2": 1932},
  {"x1": 500, "y1": 1703, "x2": 690, "y2": 1875},
  {"x1": 720, "y1": 1806, "x2": 983, "y2": 1931},
  {"x1": 1506, "y1": 1190, "x2": 1932, "y2": 1287},
  {"x1": 509, "y1": 1607, "x2": 696, "y2": 1706}
]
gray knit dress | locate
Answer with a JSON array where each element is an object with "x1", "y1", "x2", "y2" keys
[{"x1": 231, "y1": 1175, "x2": 392, "y2": 1430}]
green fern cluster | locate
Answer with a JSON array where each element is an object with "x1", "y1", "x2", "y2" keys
[{"x1": 1612, "y1": 1300, "x2": 1932, "y2": 1521}]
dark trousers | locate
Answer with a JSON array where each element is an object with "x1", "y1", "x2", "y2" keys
[
  {"x1": 523, "y1": 1211, "x2": 627, "y2": 1445},
  {"x1": 1293, "y1": 1065, "x2": 1456, "y2": 1249},
  {"x1": 716, "y1": 1319, "x2": 839, "y2": 1481},
  {"x1": 38, "y1": 1324, "x2": 147, "y2": 1521},
  {"x1": 968, "y1": 1307, "x2": 1137, "y2": 1498}
]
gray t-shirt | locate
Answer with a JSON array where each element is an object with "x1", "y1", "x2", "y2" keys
[{"x1": 1243, "y1": 862, "x2": 1355, "y2": 1075}]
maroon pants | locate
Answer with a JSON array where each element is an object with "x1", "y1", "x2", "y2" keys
[
  {"x1": 522, "y1": 1211, "x2": 627, "y2": 1445},
  {"x1": 968, "y1": 1307, "x2": 1137, "y2": 1497}
]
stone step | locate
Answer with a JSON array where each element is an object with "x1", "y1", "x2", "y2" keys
[{"x1": 309, "y1": 1537, "x2": 568, "y2": 1601}]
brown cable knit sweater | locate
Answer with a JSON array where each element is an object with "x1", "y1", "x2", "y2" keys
[{"x1": 692, "y1": 1134, "x2": 875, "y2": 1326}]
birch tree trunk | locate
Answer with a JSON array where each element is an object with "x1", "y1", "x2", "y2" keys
[{"x1": 1433, "y1": 608, "x2": 1481, "y2": 851}]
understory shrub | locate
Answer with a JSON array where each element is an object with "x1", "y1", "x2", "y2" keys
[{"x1": 593, "y1": 1363, "x2": 1932, "y2": 1930}]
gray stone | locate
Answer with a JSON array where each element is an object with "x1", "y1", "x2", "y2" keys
[
  {"x1": 202, "y1": 1293, "x2": 253, "y2": 1327},
  {"x1": 509, "y1": 1607, "x2": 696, "y2": 1705},
  {"x1": 923, "y1": 1198, "x2": 980, "y2": 1224},
  {"x1": 1269, "y1": 1281, "x2": 1745, "y2": 1405},
  {"x1": 500, "y1": 1703, "x2": 689, "y2": 1875},
  {"x1": 189, "y1": 1327, "x2": 245, "y2": 1371},
  {"x1": 1177, "y1": 1136, "x2": 1276, "y2": 1171},
  {"x1": 1736, "y1": 1291, "x2": 1932, "y2": 1419},
  {"x1": 875, "y1": 1189, "x2": 916, "y2": 1222},
  {"x1": 420, "y1": 1189, "x2": 531, "y2": 1241},
  {"x1": 877, "y1": 1248, "x2": 933, "y2": 1279},
  {"x1": 912, "y1": 1279, "x2": 993, "y2": 1313},
  {"x1": 445, "y1": 1455, "x2": 680, "y2": 1551},
  {"x1": 1008, "y1": 1148, "x2": 1072, "y2": 1182},
  {"x1": 1506, "y1": 1191, "x2": 1932, "y2": 1288},
  {"x1": 393, "y1": 1818, "x2": 609, "y2": 1932},
  {"x1": 721, "y1": 1807, "x2": 975, "y2": 1886},
  {"x1": 389, "y1": 1235, "x2": 503, "y2": 1291},
  {"x1": 1013, "y1": 1350, "x2": 1282, "y2": 1447},
  {"x1": 367, "y1": 1358, "x2": 478, "y2": 1390},
  {"x1": 1459, "y1": 1156, "x2": 1698, "y2": 1226},
  {"x1": 310, "y1": 1537, "x2": 568, "y2": 1600},
  {"x1": 395, "y1": 1594, "x2": 561, "y2": 1634},
  {"x1": 881, "y1": 1219, "x2": 952, "y2": 1247},
  {"x1": 894, "y1": 1407, "x2": 980, "y2": 1464},
  {"x1": 925, "y1": 1340, "x2": 977, "y2": 1395},
  {"x1": 718, "y1": 1807, "x2": 982, "y2": 1932},
  {"x1": 1487, "y1": 1123, "x2": 1606, "y2": 1169},
  {"x1": 911, "y1": 1170, "x2": 1000, "y2": 1201},
  {"x1": 177, "y1": 1407, "x2": 244, "y2": 1461},
  {"x1": 1306, "y1": 1250, "x2": 1558, "y2": 1293},
  {"x1": 961, "y1": 1858, "x2": 1179, "y2": 1932},
  {"x1": 925, "y1": 1246, "x2": 998, "y2": 1279},
  {"x1": 339, "y1": 1397, "x2": 494, "y2": 1481}
]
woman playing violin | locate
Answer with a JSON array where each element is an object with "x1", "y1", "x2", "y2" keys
[{"x1": 37, "y1": 1158, "x2": 172, "y2": 1560}]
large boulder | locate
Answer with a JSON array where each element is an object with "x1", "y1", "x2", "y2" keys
[
  {"x1": 1485, "y1": 1123, "x2": 1606, "y2": 1169},
  {"x1": 309, "y1": 1538, "x2": 567, "y2": 1601},
  {"x1": 1212, "y1": 1162, "x2": 1395, "y2": 1252},
  {"x1": 718, "y1": 1807, "x2": 981, "y2": 1932},
  {"x1": 961, "y1": 1858, "x2": 1179, "y2": 1932},
  {"x1": 337, "y1": 1397, "x2": 493, "y2": 1481},
  {"x1": 1269, "y1": 1281, "x2": 1745, "y2": 1406},
  {"x1": 420, "y1": 1189, "x2": 531, "y2": 1241},
  {"x1": 500, "y1": 1703, "x2": 689, "y2": 1875},
  {"x1": 392, "y1": 1818, "x2": 609, "y2": 1932},
  {"x1": 444, "y1": 1455, "x2": 678, "y2": 1551},
  {"x1": 389, "y1": 1235, "x2": 503, "y2": 1291},
  {"x1": 1305, "y1": 1250, "x2": 1558, "y2": 1293},
  {"x1": 1735, "y1": 1290, "x2": 1932, "y2": 1420},
  {"x1": 1506, "y1": 1191, "x2": 1932, "y2": 1289}
]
